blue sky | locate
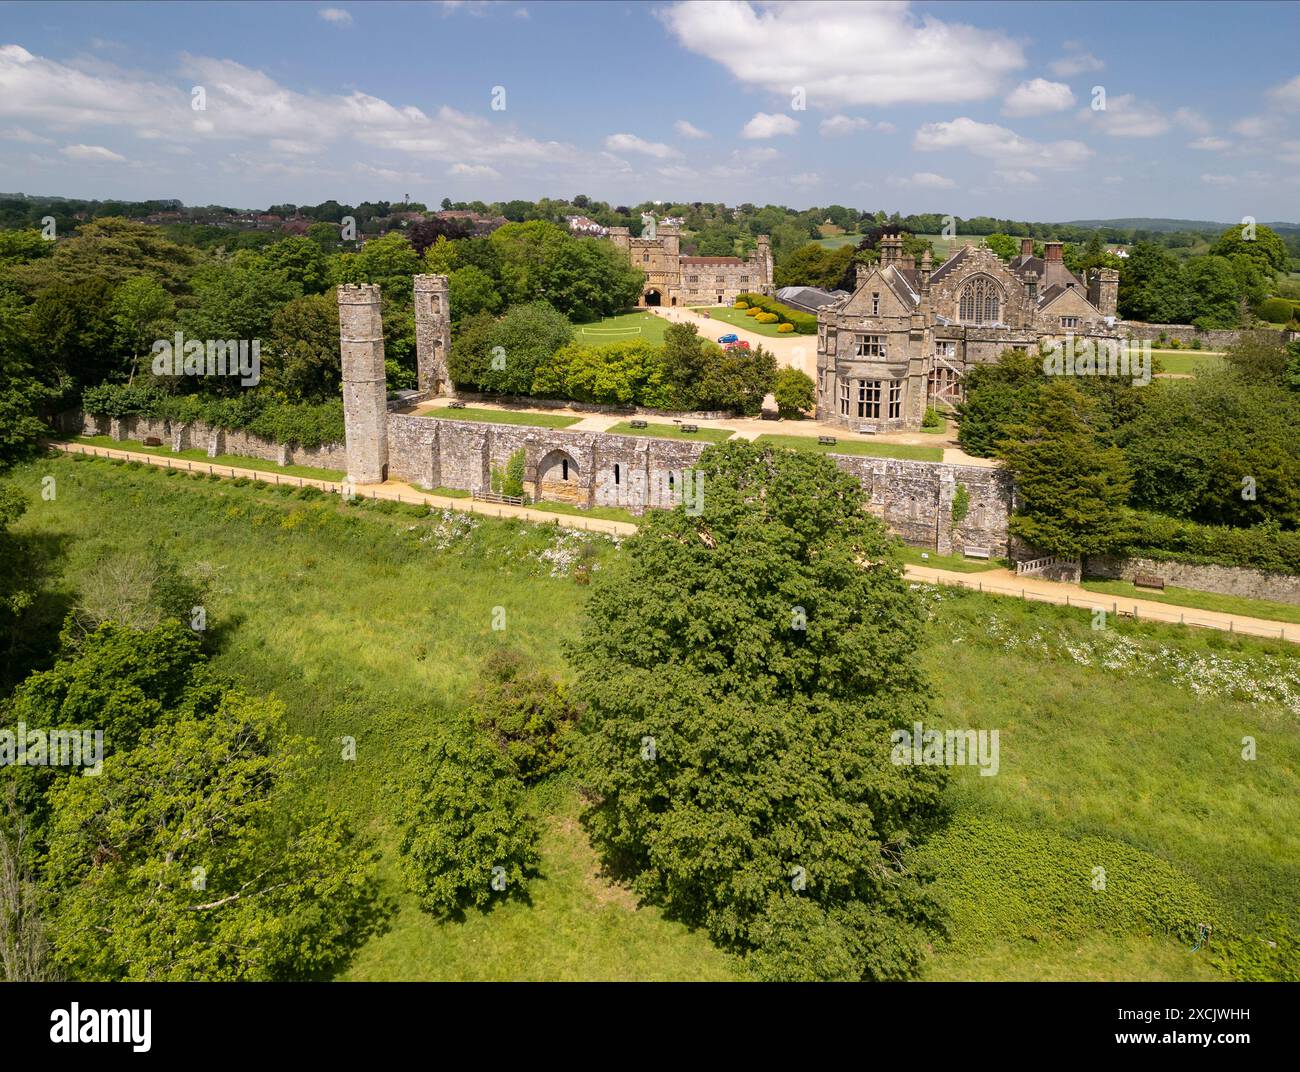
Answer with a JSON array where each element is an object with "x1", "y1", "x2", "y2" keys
[{"x1": 2, "y1": 0, "x2": 1298, "y2": 220}]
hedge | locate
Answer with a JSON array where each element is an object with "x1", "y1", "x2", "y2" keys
[
  {"x1": 1123, "y1": 509, "x2": 1300, "y2": 575},
  {"x1": 736, "y1": 292, "x2": 817, "y2": 334},
  {"x1": 80, "y1": 384, "x2": 345, "y2": 448}
]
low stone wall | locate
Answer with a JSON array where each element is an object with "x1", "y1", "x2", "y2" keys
[
  {"x1": 75, "y1": 411, "x2": 348, "y2": 472},
  {"x1": 1086, "y1": 554, "x2": 1300, "y2": 606},
  {"x1": 440, "y1": 391, "x2": 733, "y2": 421},
  {"x1": 1116, "y1": 322, "x2": 1293, "y2": 349},
  {"x1": 386, "y1": 413, "x2": 1014, "y2": 553}
]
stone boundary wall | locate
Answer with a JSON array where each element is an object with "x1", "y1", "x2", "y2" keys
[
  {"x1": 1086, "y1": 554, "x2": 1300, "y2": 606},
  {"x1": 1116, "y1": 322, "x2": 1295, "y2": 349},
  {"x1": 387, "y1": 413, "x2": 1014, "y2": 554},
  {"x1": 437, "y1": 391, "x2": 734, "y2": 421},
  {"x1": 73, "y1": 411, "x2": 349, "y2": 471}
]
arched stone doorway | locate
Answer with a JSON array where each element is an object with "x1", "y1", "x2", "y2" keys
[
  {"x1": 644, "y1": 288, "x2": 661, "y2": 307},
  {"x1": 534, "y1": 448, "x2": 585, "y2": 504}
]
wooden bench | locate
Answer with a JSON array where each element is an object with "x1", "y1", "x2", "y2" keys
[
  {"x1": 818, "y1": 435, "x2": 838, "y2": 446},
  {"x1": 856, "y1": 426, "x2": 878, "y2": 435},
  {"x1": 680, "y1": 424, "x2": 699, "y2": 433},
  {"x1": 448, "y1": 400, "x2": 466, "y2": 409},
  {"x1": 964, "y1": 546, "x2": 991, "y2": 560},
  {"x1": 629, "y1": 419, "x2": 648, "y2": 429},
  {"x1": 142, "y1": 436, "x2": 163, "y2": 447},
  {"x1": 1134, "y1": 573, "x2": 1165, "y2": 590}
]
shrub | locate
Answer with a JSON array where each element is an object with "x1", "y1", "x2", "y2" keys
[
  {"x1": 736, "y1": 292, "x2": 818, "y2": 334},
  {"x1": 777, "y1": 322, "x2": 794, "y2": 333},
  {"x1": 471, "y1": 648, "x2": 582, "y2": 782},
  {"x1": 744, "y1": 307, "x2": 760, "y2": 317},
  {"x1": 755, "y1": 311, "x2": 779, "y2": 324},
  {"x1": 772, "y1": 367, "x2": 815, "y2": 418},
  {"x1": 1257, "y1": 296, "x2": 1295, "y2": 324},
  {"x1": 951, "y1": 483, "x2": 970, "y2": 528},
  {"x1": 1121, "y1": 510, "x2": 1300, "y2": 574},
  {"x1": 397, "y1": 727, "x2": 540, "y2": 919},
  {"x1": 733, "y1": 301, "x2": 749, "y2": 310},
  {"x1": 922, "y1": 407, "x2": 943, "y2": 428}
]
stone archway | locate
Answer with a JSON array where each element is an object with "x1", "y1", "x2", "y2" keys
[
  {"x1": 534, "y1": 448, "x2": 585, "y2": 504},
  {"x1": 644, "y1": 288, "x2": 662, "y2": 307}
]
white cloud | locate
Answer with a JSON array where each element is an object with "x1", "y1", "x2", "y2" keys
[
  {"x1": 318, "y1": 7, "x2": 353, "y2": 25},
  {"x1": 1200, "y1": 173, "x2": 1237, "y2": 186},
  {"x1": 61, "y1": 143, "x2": 126, "y2": 162},
  {"x1": 894, "y1": 171, "x2": 955, "y2": 189},
  {"x1": 993, "y1": 169, "x2": 1040, "y2": 186},
  {"x1": 1266, "y1": 73, "x2": 1300, "y2": 110},
  {"x1": 603, "y1": 132, "x2": 680, "y2": 158},
  {"x1": 1173, "y1": 107, "x2": 1211, "y2": 135},
  {"x1": 1232, "y1": 115, "x2": 1280, "y2": 138},
  {"x1": 789, "y1": 171, "x2": 821, "y2": 187},
  {"x1": 270, "y1": 139, "x2": 320, "y2": 154},
  {"x1": 448, "y1": 162, "x2": 501, "y2": 180},
  {"x1": 1188, "y1": 136, "x2": 1232, "y2": 151},
  {"x1": 742, "y1": 112, "x2": 799, "y2": 139},
  {"x1": 674, "y1": 119, "x2": 709, "y2": 139},
  {"x1": 0, "y1": 126, "x2": 52, "y2": 144},
  {"x1": 818, "y1": 114, "x2": 892, "y2": 136},
  {"x1": 1049, "y1": 41, "x2": 1104, "y2": 77},
  {"x1": 658, "y1": 1, "x2": 1024, "y2": 107},
  {"x1": 1002, "y1": 79, "x2": 1075, "y2": 117},
  {"x1": 914, "y1": 117, "x2": 1092, "y2": 170},
  {"x1": 1081, "y1": 94, "x2": 1170, "y2": 137}
]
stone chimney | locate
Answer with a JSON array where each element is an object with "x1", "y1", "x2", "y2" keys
[
  {"x1": 879, "y1": 233, "x2": 903, "y2": 267},
  {"x1": 919, "y1": 248, "x2": 932, "y2": 294},
  {"x1": 1020, "y1": 237, "x2": 1034, "y2": 257},
  {"x1": 1042, "y1": 241, "x2": 1072, "y2": 288}
]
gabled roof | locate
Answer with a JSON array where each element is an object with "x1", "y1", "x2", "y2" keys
[{"x1": 929, "y1": 245, "x2": 972, "y2": 284}]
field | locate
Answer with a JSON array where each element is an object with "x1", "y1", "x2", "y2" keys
[
  {"x1": 606, "y1": 420, "x2": 734, "y2": 443},
  {"x1": 754, "y1": 432, "x2": 943, "y2": 462},
  {"x1": 424, "y1": 408, "x2": 581, "y2": 429},
  {"x1": 1082, "y1": 578, "x2": 1300, "y2": 626},
  {"x1": 1150, "y1": 350, "x2": 1226, "y2": 375},
  {"x1": 695, "y1": 305, "x2": 795, "y2": 338},
  {"x1": 571, "y1": 310, "x2": 670, "y2": 347},
  {"x1": 7, "y1": 453, "x2": 1298, "y2": 981}
]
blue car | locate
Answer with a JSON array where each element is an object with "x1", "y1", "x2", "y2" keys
[{"x1": 717, "y1": 333, "x2": 739, "y2": 344}]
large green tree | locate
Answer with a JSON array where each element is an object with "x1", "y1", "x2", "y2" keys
[{"x1": 569, "y1": 440, "x2": 945, "y2": 981}]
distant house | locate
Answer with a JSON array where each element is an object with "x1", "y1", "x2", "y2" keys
[
  {"x1": 566, "y1": 215, "x2": 608, "y2": 236},
  {"x1": 1107, "y1": 246, "x2": 1130, "y2": 258},
  {"x1": 432, "y1": 209, "x2": 507, "y2": 236},
  {"x1": 280, "y1": 217, "x2": 315, "y2": 235}
]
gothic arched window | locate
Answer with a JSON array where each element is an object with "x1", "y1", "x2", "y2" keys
[{"x1": 958, "y1": 276, "x2": 1003, "y2": 324}]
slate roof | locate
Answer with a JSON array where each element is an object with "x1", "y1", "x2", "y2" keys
[{"x1": 776, "y1": 285, "x2": 849, "y2": 312}]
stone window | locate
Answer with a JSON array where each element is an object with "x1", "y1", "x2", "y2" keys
[
  {"x1": 740, "y1": 276, "x2": 749, "y2": 283},
  {"x1": 715, "y1": 276, "x2": 725, "y2": 283},
  {"x1": 936, "y1": 340, "x2": 956, "y2": 359},
  {"x1": 687, "y1": 275, "x2": 699, "y2": 283},
  {"x1": 614, "y1": 463, "x2": 621, "y2": 486},
  {"x1": 839, "y1": 379, "x2": 850, "y2": 416},
  {"x1": 854, "y1": 334, "x2": 886, "y2": 357},
  {"x1": 888, "y1": 380, "x2": 903, "y2": 419},
  {"x1": 958, "y1": 276, "x2": 1003, "y2": 324},
  {"x1": 871, "y1": 292, "x2": 880, "y2": 315},
  {"x1": 643, "y1": 254, "x2": 650, "y2": 262},
  {"x1": 856, "y1": 379, "x2": 881, "y2": 419},
  {"x1": 1060, "y1": 316, "x2": 1079, "y2": 329}
]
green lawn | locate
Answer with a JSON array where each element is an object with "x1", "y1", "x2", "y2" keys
[
  {"x1": 72, "y1": 435, "x2": 345, "y2": 481},
  {"x1": 754, "y1": 433, "x2": 942, "y2": 462},
  {"x1": 812, "y1": 233, "x2": 865, "y2": 250},
  {"x1": 571, "y1": 310, "x2": 670, "y2": 347},
  {"x1": 527, "y1": 500, "x2": 639, "y2": 525},
  {"x1": 8, "y1": 455, "x2": 1296, "y2": 981},
  {"x1": 426, "y1": 408, "x2": 581, "y2": 429},
  {"x1": 695, "y1": 305, "x2": 798, "y2": 338},
  {"x1": 606, "y1": 420, "x2": 734, "y2": 443},
  {"x1": 896, "y1": 544, "x2": 1008, "y2": 573},
  {"x1": 1082, "y1": 577, "x2": 1300, "y2": 626},
  {"x1": 1150, "y1": 350, "x2": 1226, "y2": 375}
]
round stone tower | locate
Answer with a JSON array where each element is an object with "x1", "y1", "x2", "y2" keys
[
  {"x1": 414, "y1": 273, "x2": 452, "y2": 396},
  {"x1": 338, "y1": 283, "x2": 388, "y2": 485}
]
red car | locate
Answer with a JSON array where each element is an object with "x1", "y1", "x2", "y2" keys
[{"x1": 723, "y1": 339, "x2": 751, "y2": 351}]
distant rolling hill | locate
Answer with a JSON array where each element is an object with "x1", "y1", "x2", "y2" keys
[{"x1": 1065, "y1": 217, "x2": 1300, "y2": 234}]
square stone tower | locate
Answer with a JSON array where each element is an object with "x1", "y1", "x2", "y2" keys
[
  {"x1": 413, "y1": 274, "x2": 452, "y2": 395},
  {"x1": 338, "y1": 283, "x2": 388, "y2": 485}
]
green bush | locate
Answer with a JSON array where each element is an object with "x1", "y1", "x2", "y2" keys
[
  {"x1": 733, "y1": 301, "x2": 749, "y2": 310},
  {"x1": 754, "y1": 311, "x2": 779, "y2": 324},
  {"x1": 471, "y1": 648, "x2": 582, "y2": 782},
  {"x1": 922, "y1": 407, "x2": 943, "y2": 428},
  {"x1": 744, "y1": 306, "x2": 760, "y2": 317},
  {"x1": 777, "y1": 322, "x2": 794, "y2": 333},
  {"x1": 736, "y1": 292, "x2": 818, "y2": 334},
  {"x1": 1122, "y1": 510, "x2": 1300, "y2": 574},
  {"x1": 1257, "y1": 296, "x2": 1295, "y2": 324},
  {"x1": 397, "y1": 728, "x2": 540, "y2": 919},
  {"x1": 772, "y1": 367, "x2": 815, "y2": 418}
]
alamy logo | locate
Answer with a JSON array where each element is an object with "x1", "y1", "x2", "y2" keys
[
  {"x1": 890, "y1": 722, "x2": 1000, "y2": 776},
  {"x1": 50, "y1": 1003, "x2": 151, "y2": 1052},
  {"x1": 595, "y1": 468, "x2": 704, "y2": 515},
  {"x1": 151, "y1": 331, "x2": 261, "y2": 386},
  {"x1": 0, "y1": 723, "x2": 103, "y2": 775},
  {"x1": 1042, "y1": 335, "x2": 1151, "y2": 386}
]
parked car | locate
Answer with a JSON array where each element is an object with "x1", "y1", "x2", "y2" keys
[
  {"x1": 717, "y1": 333, "x2": 739, "y2": 344},
  {"x1": 724, "y1": 340, "x2": 751, "y2": 350}
]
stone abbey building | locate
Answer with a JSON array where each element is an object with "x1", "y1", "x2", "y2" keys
[
  {"x1": 608, "y1": 223, "x2": 774, "y2": 307},
  {"x1": 815, "y1": 235, "x2": 1121, "y2": 432}
]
